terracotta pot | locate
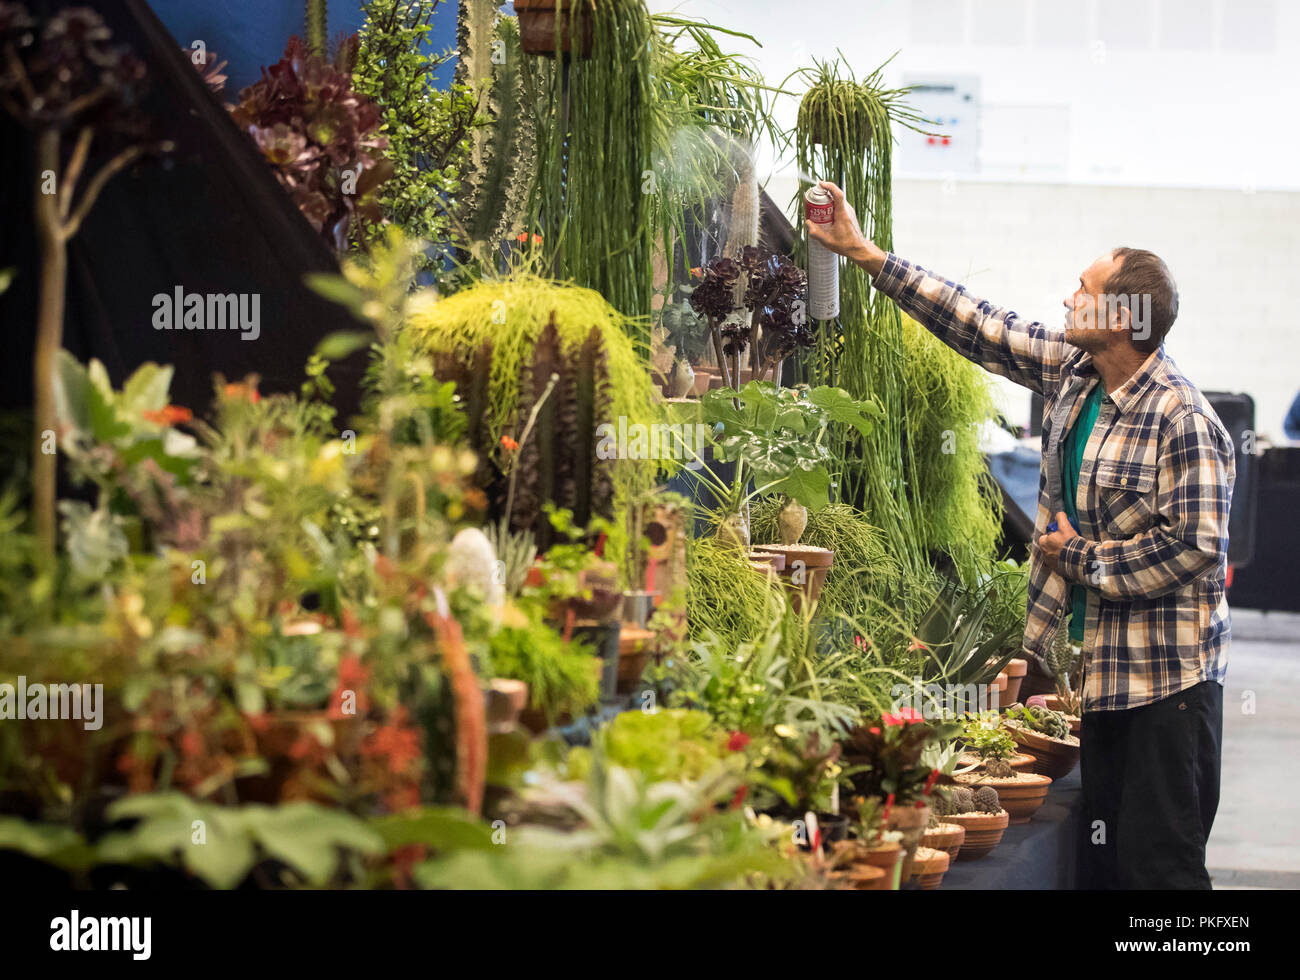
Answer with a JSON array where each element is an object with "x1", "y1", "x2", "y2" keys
[
  {"x1": 991, "y1": 671, "x2": 1009, "y2": 709},
  {"x1": 1002, "y1": 658, "x2": 1028, "y2": 705},
  {"x1": 910, "y1": 845, "x2": 950, "y2": 889},
  {"x1": 955, "y1": 772, "x2": 1052, "y2": 825},
  {"x1": 616, "y1": 626, "x2": 655, "y2": 695},
  {"x1": 745, "y1": 550, "x2": 786, "y2": 572},
  {"x1": 921, "y1": 822, "x2": 966, "y2": 863},
  {"x1": 750, "y1": 543, "x2": 834, "y2": 612},
  {"x1": 859, "y1": 840, "x2": 904, "y2": 890},
  {"x1": 828, "y1": 863, "x2": 888, "y2": 890},
  {"x1": 1008, "y1": 723, "x2": 1081, "y2": 780},
  {"x1": 956, "y1": 751, "x2": 1036, "y2": 774},
  {"x1": 948, "y1": 810, "x2": 1009, "y2": 860},
  {"x1": 485, "y1": 679, "x2": 528, "y2": 731},
  {"x1": 514, "y1": 0, "x2": 593, "y2": 58},
  {"x1": 885, "y1": 803, "x2": 931, "y2": 881}
]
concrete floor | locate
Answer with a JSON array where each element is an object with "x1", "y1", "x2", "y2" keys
[{"x1": 1206, "y1": 609, "x2": 1300, "y2": 888}]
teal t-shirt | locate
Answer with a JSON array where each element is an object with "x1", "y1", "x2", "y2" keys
[{"x1": 1060, "y1": 384, "x2": 1104, "y2": 642}]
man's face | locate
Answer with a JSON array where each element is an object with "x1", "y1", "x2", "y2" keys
[{"x1": 1063, "y1": 252, "x2": 1124, "y2": 352}]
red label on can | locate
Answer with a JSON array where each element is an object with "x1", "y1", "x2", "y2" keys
[{"x1": 805, "y1": 188, "x2": 834, "y2": 225}]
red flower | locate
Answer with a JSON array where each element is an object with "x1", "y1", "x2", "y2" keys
[
  {"x1": 727, "y1": 731, "x2": 750, "y2": 752},
  {"x1": 729, "y1": 785, "x2": 749, "y2": 810},
  {"x1": 500, "y1": 434, "x2": 519, "y2": 451},
  {"x1": 868, "y1": 726, "x2": 881, "y2": 735},
  {"x1": 881, "y1": 712, "x2": 901, "y2": 727},
  {"x1": 923, "y1": 767, "x2": 940, "y2": 796},
  {"x1": 896, "y1": 706, "x2": 925, "y2": 725},
  {"x1": 143, "y1": 404, "x2": 193, "y2": 426}
]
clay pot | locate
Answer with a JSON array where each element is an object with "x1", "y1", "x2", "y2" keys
[
  {"x1": 921, "y1": 822, "x2": 966, "y2": 863},
  {"x1": 990, "y1": 671, "x2": 1009, "y2": 709},
  {"x1": 616, "y1": 626, "x2": 655, "y2": 695},
  {"x1": 859, "y1": 840, "x2": 904, "y2": 890},
  {"x1": 750, "y1": 543, "x2": 834, "y2": 612},
  {"x1": 948, "y1": 810, "x2": 1009, "y2": 860},
  {"x1": 1003, "y1": 658, "x2": 1028, "y2": 705},
  {"x1": 828, "y1": 864, "x2": 888, "y2": 890},
  {"x1": 745, "y1": 550, "x2": 786, "y2": 572},
  {"x1": 956, "y1": 751, "x2": 1036, "y2": 774},
  {"x1": 955, "y1": 772, "x2": 1052, "y2": 825},
  {"x1": 485, "y1": 679, "x2": 528, "y2": 731},
  {"x1": 885, "y1": 803, "x2": 931, "y2": 881},
  {"x1": 910, "y1": 845, "x2": 950, "y2": 889},
  {"x1": 514, "y1": 0, "x2": 593, "y2": 58},
  {"x1": 1008, "y1": 723, "x2": 1081, "y2": 780}
]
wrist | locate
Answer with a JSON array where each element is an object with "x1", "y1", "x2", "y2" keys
[{"x1": 850, "y1": 241, "x2": 885, "y2": 276}]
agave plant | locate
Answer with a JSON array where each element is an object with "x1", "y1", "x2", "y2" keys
[{"x1": 909, "y1": 576, "x2": 1021, "y2": 691}]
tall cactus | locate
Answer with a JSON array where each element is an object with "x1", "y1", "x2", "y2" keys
[
  {"x1": 456, "y1": 0, "x2": 538, "y2": 263},
  {"x1": 306, "y1": 0, "x2": 328, "y2": 57}
]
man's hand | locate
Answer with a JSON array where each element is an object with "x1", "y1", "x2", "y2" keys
[
  {"x1": 804, "y1": 180, "x2": 886, "y2": 276},
  {"x1": 1038, "y1": 511, "x2": 1080, "y2": 575}
]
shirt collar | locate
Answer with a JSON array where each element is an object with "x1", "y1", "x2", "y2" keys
[{"x1": 1067, "y1": 345, "x2": 1165, "y2": 415}]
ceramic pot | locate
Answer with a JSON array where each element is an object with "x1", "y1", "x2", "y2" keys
[
  {"x1": 667, "y1": 358, "x2": 695, "y2": 398},
  {"x1": 621, "y1": 590, "x2": 659, "y2": 628},
  {"x1": 514, "y1": 0, "x2": 593, "y2": 58},
  {"x1": 815, "y1": 813, "x2": 850, "y2": 845},
  {"x1": 777, "y1": 498, "x2": 808, "y2": 545},
  {"x1": 1008, "y1": 723, "x2": 1081, "y2": 780},
  {"x1": 485, "y1": 679, "x2": 528, "y2": 731},
  {"x1": 909, "y1": 845, "x2": 950, "y2": 889},
  {"x1": 948, "y1": 810, "x2": 1009, "y2": 860},
  {"x1": 955, "y1": 772, "x2": 1052, "y2": 825},
  {"x1": 1003, "y1": 658, "x2": 1028, "y2": 705},
  {"x1": 921, "y1": 822, "x2": 966, "y2": 863}
]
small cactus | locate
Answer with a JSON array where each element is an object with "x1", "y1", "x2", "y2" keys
[
  {"x1": 936, "y1": 786, "x2": 974, "y2": 816},
  {"x1": 972, "y1": 786, "x2": 1001, "y2": 814},
  {"x1": 983, "y1": 757, "x2": 1014, "y2": 779}
]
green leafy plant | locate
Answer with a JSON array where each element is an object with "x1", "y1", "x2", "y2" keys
[
  {"x1": 486, "y1": 618, "x2": 599, "y2": 724},
  {"x1": 354, "y1": 0, "x2": 478, "y2": 278},
  {"x1": 960, "y1": 713, "x2": 1017, "y2": 777},
  {"x1": 687, "y1": 380, "x2": 881, "y2": 522},
  {"x1": 907, "y1": 574, "x2": 1020, "y2": 691},
  {"x1": 842, "y1": 709, "x2": 960, "y2": 806}
]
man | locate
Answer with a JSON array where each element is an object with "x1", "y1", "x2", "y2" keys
[{"x1": 807, "y1": 180, "x2": 1235, "y2": 890}]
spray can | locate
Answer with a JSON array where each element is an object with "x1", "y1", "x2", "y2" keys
[{"x1": 804, "y1": 185, "x2": 840, "y2": 321}]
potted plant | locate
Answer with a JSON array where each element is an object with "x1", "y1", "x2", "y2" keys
[
  {"x1": 1002, "y1": 657, "x2": 1029, "y2": 705},
  {"x1": 935, "y1": 785, "x2": 1009, "y2": 860},
  {"x1": 842, "y1": 708, "x2": 960, "y2": 881},
  {"x1": 953, "y1": 714, "x2": 1052, "y2": 825},
  {"x1": 514, "y1": 0, "x2": 593, "y2": 58},
  {"x1": 659, "y1": 287, "x2": 712, "y2": 397},
  {"x1": 1004, "y1": 702, "x2": 1081, "y2": 780},
  {"x1": 686, "y1": 380, "x2": 879, "y2": 608},
  {"x1": 909, "y1": 845, "x2": 950, "y2": 889},
  {"x1": 1043, "y1": 628, "x2": 1084, "y2": 736}
]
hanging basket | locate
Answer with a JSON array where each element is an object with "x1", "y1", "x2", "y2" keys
[{"x1": 515, "y1": 0, "x2": 594, "y2": 59}]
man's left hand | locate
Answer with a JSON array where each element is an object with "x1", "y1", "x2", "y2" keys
[{"x1": 1038, "y1": 511, "x2": 1080, "y2": 574}]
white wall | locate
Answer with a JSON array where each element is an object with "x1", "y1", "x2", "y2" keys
[{"x1": 650, "y1": 0, "x2": 1300, "y2": 436}]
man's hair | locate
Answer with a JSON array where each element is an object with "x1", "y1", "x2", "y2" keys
[{"x1": 1105, "y1": 247, "x2": 1178, "y2": 354}]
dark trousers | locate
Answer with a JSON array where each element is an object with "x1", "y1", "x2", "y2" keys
[{"x1": 1077, "y1": 680, "x2": 1223, "y2": 889}]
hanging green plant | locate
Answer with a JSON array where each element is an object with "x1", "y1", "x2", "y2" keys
[
  {"x1": 524, "y1": 0, "x2": 655, "y2": 337},
  {"x1": 789, "y1": 53, "x2": 937, "y2": 576}
]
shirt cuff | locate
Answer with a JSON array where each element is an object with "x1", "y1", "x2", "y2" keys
[
  {"x1": 870, "y1": 251, "x2": 908, "y2": 297},
  {"x1": 1059, "y1": 536, "x2": 1095, "y2": 584}
]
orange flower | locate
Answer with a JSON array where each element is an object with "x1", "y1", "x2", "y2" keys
[
  {"x1": 143, "y1": 404, "x2": 193, "y2": 426},
  {"x1": 223, "y1": 381, "x2": 261, "y2": 403},
  {"x1": 500, "y1": 434, "x2": 519, "y2": 451}
]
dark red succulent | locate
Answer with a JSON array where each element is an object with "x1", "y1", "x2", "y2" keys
[{"x1": 230, "y1": 35, "x2": 390, "y2": 250}]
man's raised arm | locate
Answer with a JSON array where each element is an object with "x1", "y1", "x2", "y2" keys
[{"x1": 809, "y1": 181, "x2": 1067, "y2": 396}]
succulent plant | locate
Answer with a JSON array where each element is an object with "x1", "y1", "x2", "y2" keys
[
  {"x1": 983, "y1": 757, "x2": 1014, "y2": 779},
  {"x1": 972, "y1": 785, "x2": 1001, "y2": 814},
  {"x1": 1016, "y1": 703, "x2": 1071, "y2": 741},
  {"x1": 230, "y1": 36, "x2": 389, "y2": 250},
  {"x1": 935, "y1": 785, "x2": 974, "y2": 816}
]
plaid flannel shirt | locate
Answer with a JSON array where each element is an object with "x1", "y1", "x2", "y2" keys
[{"x1": 872, "y1": 253, "x2": 1235, "y2": 712}]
